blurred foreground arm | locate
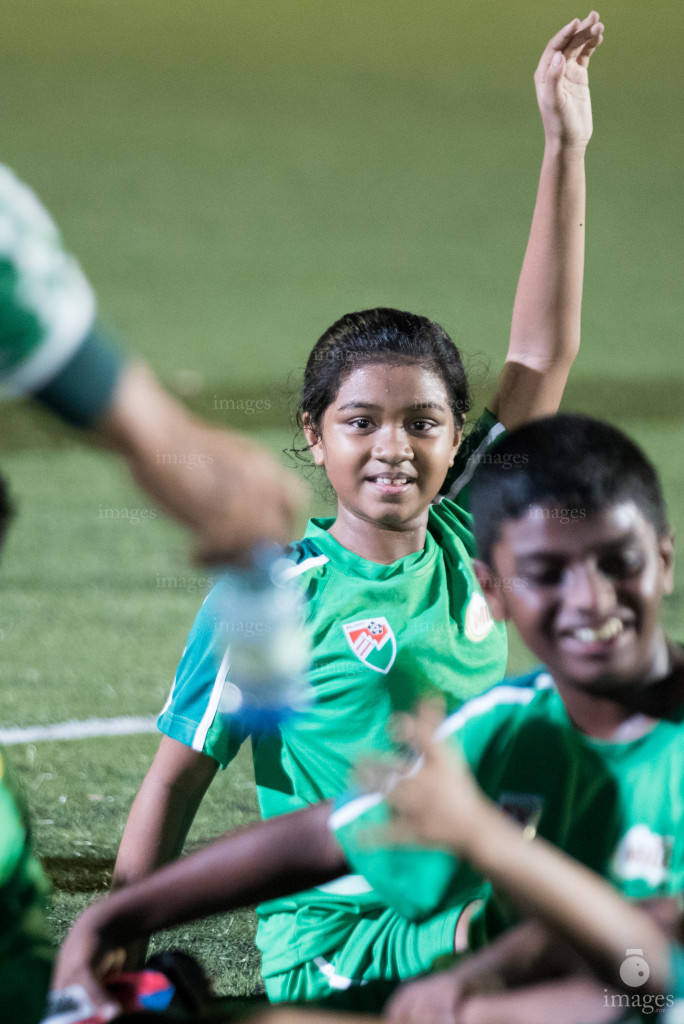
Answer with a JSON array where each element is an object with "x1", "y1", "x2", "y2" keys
[
  {"x1": 0, "y1": 164, "x2": 307, "y2": 561},
  {"x1": 54, "y1": 801, "x2": 344, "y2": 1019},
  {"x1": 94, "y1": 359, "x2": 307, "y2": 564}
]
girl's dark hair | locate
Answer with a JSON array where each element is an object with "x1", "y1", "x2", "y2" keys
[
  {"x1": 297, "y1": 308, "x2": 470, "y2": 440},
  {"x1": 470, "y1": 414, "x2": 670, "y2": 564}
]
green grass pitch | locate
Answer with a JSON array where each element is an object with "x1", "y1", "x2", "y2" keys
[{"x1": 1, "y1": 0, "x2": 683, "y2": 998}]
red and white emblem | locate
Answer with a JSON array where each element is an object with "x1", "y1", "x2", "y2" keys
[
  {"x1": 343, "y1": 616, "x2": 397, "y2": 674},
  {"x1": 464, "y1": 592, "x2": 494, "y2": 642},
  {"x1": 612, "y1": 825, "x2": 672, "y2": 888}
]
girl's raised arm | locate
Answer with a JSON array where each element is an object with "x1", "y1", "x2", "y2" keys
[{"x1": 489, "y1": 12, "x2": 603, "y2": 430}]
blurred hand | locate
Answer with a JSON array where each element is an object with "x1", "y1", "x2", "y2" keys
[
  {"x1": 384, "y1": 960, "x2": 505, "y2": 1024},
  {"x1": 96, "y1": 361, "x2": 309, "y2": 565},
  {"x1": 51, "y1": 911, "x2": 126, "y2": 1022},
  {"x1": 384, "y1": 920, "x2": 593, "y2": 1024},
  {"x1": 386, "y1": 702, "x2": 485, "y2": 853},
  {"x1": 178, "y1": 423, "x2": 309, "y2": 566}
]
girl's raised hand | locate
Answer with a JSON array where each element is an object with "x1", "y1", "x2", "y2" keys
[{"x1": 535, "y1": 11, "x2": 604, "y2": 149}]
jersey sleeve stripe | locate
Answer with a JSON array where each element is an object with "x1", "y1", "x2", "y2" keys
[
  {"x1": 328, "y1": 791, "x2": 384, "y2": 831},
  {"x1": 441, "y1": 421, "x2": 506, "y2": 501},
  {"x1": 191, "y1": 645, "x2": 230, "y2": 752},
  {"x1": 435, "y1": 674, "x2": 554, "y2": 742},
  {"x1": 158, "y1": 645, "x2": 188, "y2": 717},
  {"x1": 280, "y1": 554, "x2": 329, "y2": 581}
]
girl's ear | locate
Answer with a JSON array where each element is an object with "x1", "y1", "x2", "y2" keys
[
  {"x1": 302, "y1": 413, "x2": 325, "y2": 467},
  {"x1": 448, "y1": 428, "x2": 463, "y2": 468},
  {"x1": 472, "y1": 558, "x2": 507, "y2": 621}
]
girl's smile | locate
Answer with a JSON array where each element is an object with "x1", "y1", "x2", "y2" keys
[{"x1": 304, "y1": 362, "x2": 460, "y2": 563}]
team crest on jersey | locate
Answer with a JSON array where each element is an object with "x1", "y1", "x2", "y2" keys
[
  {"x1": 611, "y1": 825, "x2": 673, "y2": 888},
  {"x1": 343, "y1": 617, "x2": 397, "y2": 674},
  {"x1": 464, "y1": 592, "x2": 494, "y2": 642}
]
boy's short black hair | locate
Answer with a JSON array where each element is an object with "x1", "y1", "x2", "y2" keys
[
  {"x1": 0, "y1": 471, "x2": 14, "y2": 553},
  {"x1": 470, "y1": 414, "x2": 669, "y2": 563}
]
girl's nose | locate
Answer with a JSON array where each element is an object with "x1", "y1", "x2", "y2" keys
[{"x1": 371, "y1": 427, "x2": 414, "y2": 463}]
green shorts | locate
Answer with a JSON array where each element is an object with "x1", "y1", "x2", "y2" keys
[{"x1": 261, "y1": 901, "x2": 461, "y2": 1010}]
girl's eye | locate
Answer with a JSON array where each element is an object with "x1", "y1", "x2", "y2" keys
[
  {"x1": 410, "y1": 420, "x2": 435, "y2": 432},
  {"x1": 349, "y1": 417, "x2": 373, "y2": 429}
]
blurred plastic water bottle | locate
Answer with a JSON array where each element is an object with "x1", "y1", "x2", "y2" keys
[{"x1": 214, "y1": 547, "x2": 313, "y2": 732}]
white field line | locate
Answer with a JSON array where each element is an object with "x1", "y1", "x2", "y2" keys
[{"x1": 0, "y1": 715, "x2": 159, "y2": 746}]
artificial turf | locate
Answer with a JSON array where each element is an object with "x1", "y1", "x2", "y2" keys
[{"x1": 1, "y1": 0, "x2": 683, "y2": 998}]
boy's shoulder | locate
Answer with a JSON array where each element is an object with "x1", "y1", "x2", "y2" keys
[
  {"x1": 438, "y1": 669, "x2": 566, "y2": 766},
  {"x1": 441, "y1": 668, "x2": 560, "y2": 736}
]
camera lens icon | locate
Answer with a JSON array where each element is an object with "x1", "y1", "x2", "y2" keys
[{"x1": 620, "y1": 949, "x2": 650, "y2": 988}]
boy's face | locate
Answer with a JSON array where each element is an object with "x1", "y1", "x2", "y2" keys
[{"x1": 476, "y1": 501, "x2": 674, "y2": 695}]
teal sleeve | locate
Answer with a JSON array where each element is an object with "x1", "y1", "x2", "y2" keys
[
  {"x1": 32, "y1": 325, "x2": 125, "y2": 428},
  {"x1": 158, "y1": 579, "x2": 249, "y2": 767}
]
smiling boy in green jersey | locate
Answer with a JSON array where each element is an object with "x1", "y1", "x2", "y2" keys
[
  {"x1": 382, "y1": 703, "x2": 684, "y2": 1024},
  {"x1": 332, "y1": 413, "x2": 684, "y2": 1018}
]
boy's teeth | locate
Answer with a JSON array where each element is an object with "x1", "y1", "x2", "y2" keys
[
  {"x1": 376, "y1": 476, "x2": 407, "y2": 485},
  {"x1": 574, "y1": 618, "x2": 624, "y2": 643}
]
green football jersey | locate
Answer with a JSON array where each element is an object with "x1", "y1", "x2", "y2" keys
[
  {"x1": 158, "y1": 409, "x2": 507, "y2": 997},
  {"x1": 0, "y1": 750, "x2": 53, "y2": 1024},
  {"x1": 333, "y1": 668, "x2": 684, "y2": 947},
  {"x1": 0, "y1": 164, "x2": 96, "y2": 397}
]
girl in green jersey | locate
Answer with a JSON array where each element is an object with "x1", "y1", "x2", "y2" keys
[{"x1": 112, "y1": 13, "x2": 605, "y2": 1005}]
